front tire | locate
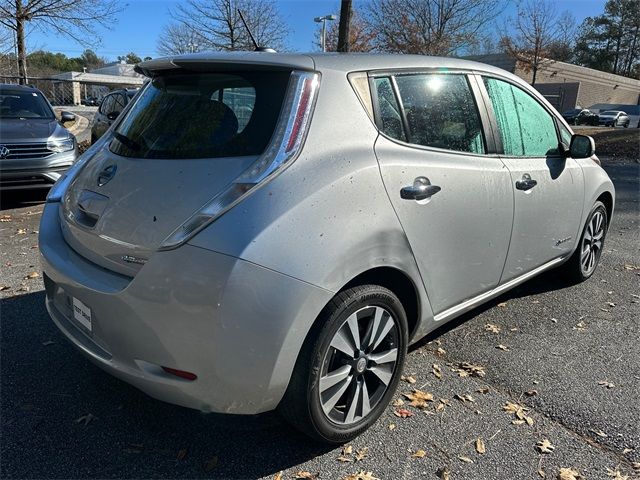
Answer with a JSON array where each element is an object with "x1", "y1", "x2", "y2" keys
[
  {"x1": 279, "y1": 285, "x2": 408, "y2": 444},
  {"x1": 560, "y1": 201, "x2": 608, "y2": 283}
]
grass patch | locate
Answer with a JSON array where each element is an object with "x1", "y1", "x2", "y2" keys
[{"x1": 578, "y1": 127, "x2": 639, "y2": 159}]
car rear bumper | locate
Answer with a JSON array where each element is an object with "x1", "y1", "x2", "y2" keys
[
  {"x1": 0, "y1": 150, "x2": 77, "y2": 190},
  {"x1": 39, "y1": 202, "x2": 333, "y2": 414}
]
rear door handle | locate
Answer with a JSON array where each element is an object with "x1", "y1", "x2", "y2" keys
[
  {"x1": 401, "y1": 176, "x2": 441, "y2": 201},
  {"x1": 516, "y1": 174, "x2": 537, "y2": 191}
]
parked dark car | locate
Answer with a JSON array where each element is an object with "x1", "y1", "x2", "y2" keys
[
  {"x1": 90, "y1": 88, "x2": 138, "y2": 142},
  {"x1": 81, "y1": 97, "x2": 100, "y2": 106},
  {"x1": 0, "y1": 83, "x2": 77, "y2": 190},
  {"x1": 598, "y1": 110, "x2": 630, "y2": 128},
  {"x1": 562, "y1": 108, "x2": 599, "y2": 126}
]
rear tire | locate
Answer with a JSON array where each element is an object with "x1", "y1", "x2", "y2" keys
[
  {"x1": 279, "y1": 285, "x2": 408, "y2": 444},
  {"x1": 559, "y1": 201, "x2": 608, "y2": 283}
]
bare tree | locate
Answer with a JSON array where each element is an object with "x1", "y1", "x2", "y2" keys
[
  {"x1": 500, "y1": 1, "x2": 576, "y2": 85},
  {"x1": 364, "y1": 0, "x2": 500, "y2": 55},
  {"x1": 158, "y1": 24, "x2": 202, "y2": 56},
  {"x1": 318, "y1": 9, "x2": 374, "y2": 53},
  {"x1": 173, "y1": 0, "x2": 289, "y2": 52},
  {"x1": 0, "y1": 0, "x2": 123, "y2": 83}
]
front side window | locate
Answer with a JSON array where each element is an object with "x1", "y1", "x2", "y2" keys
[
  {"x1": 483, "y1": 77, "x2": 559, "y2": 157},
  {"x1": 0, "y1": 89, "x2": 54, "y2": 119},
  {"x1": 110, "y1": 71, "x2": 289, "y2": 159},
  {"x1": 394, "y1": 74, "x2": 485, "y2": 154}
]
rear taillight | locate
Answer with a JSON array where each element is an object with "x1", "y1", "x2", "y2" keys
[
  {"x1": 161, "y1": 366, "x2": 198, "y2": 381},
  {"x1": 159, "y1": 71, "x2": 320, "y2": 250}
]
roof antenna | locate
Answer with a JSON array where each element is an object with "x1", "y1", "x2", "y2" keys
[{"x1": 237, "y1": 9, "x2": 276, "y2": 53}]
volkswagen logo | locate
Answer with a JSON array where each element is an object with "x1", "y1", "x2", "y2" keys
[
  {"x1": 0, "y1": 145, "x2": 10, "y2": 159},
  {"x1": 97, "y1": 164, "x2": 117, "y2": 187}
]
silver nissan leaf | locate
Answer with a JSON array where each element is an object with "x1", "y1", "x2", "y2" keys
[{"x1": 39, "y1": 53, "x2": 614, "y2": 443}]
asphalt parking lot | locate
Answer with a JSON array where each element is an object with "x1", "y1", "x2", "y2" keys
[{"x1": 1, "y1": 160, "x2": 638, "y2": 480}]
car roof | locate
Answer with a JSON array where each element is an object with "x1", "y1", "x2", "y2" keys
[
  {"x1": 137, "y1": 52, "x2": 520, "y2": 80},
  {"x1": 0, "y1": 83, "x2": 41, "y2": 92}
]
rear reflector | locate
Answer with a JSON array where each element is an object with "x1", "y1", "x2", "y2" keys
[{"x1": 161, "y1": 366, "x2": 198, "y2": 381}]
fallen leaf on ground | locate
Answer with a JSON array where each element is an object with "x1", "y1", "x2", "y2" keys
[
  {"x1": 598, "y1": 381, "x2": 615, "y2": 389},
  {"x1": 0, "y1": 285, "x2": 10, "y2": 291},
  {"x1": 458, "y1": 455, "x2": 474, "y2": 463},
  {"x1": 343, "y1": 445, "x2": 353, "y2": 455},
  {"x1": 435, "y1": 347, "x2": 446, "y2": 356},
  {"x1": 25, "y1": 272, "x2": 40, "y2": 279},
  {"x1": 623, "y1": 264, "x2": 640, "y2": 271},
  {"x1": 75, "y1": 413, "x2": 96, "y2": 425},
  {"x1": 294, "y1": 471, "x2": 318, "y2": 479},
  {"x1": 401, "y1": 375, "x2": 417, "y2": 384},
  {"x1": 17, "y1": 228, "x2": 27, "y2": 234},
  {"x1": 485, "y1": 323, "x2": 501, "y2": 333},
  {"x1": 403, "y1": 389, "x2": 434, "y2": 408},
  {"x1": 525, "y1": 389, "x2": 538, "y2": 396},
  {"x1": 497, "y1": 302, "x2": 507, "y2": 307},
  {"x1": 436, "y1": 467, "x2": 451, "y2": 480},
  {"x1": 343, "y1": 472, "x2": 379, "y2": 480},
  {"x1": 412, "y1": 449, "x2": 427, "y2": 458},
  {"x1": 477, "y1": 387, "x2": 490, "y2": 394},
  {"x1": 536, "y1": 439, "x2": 555, "y2": 454},
  {"x1": 388, "y1": 423, "x2": 396, "y2": 430},
  {"x1": 392, "y1": 398, "x2": 404, "y2": 407},
  {"x1": 273, "y1": 472, "x2": 283, "y2": 480},
  {"x1": 456, "y1": 362, "x2": 486, "y2": 378},
  {"x1": 558, "y1": 467, "x2": 583, "y2": 480},
  {"x1": 590, "y1": 428, "x2": 608, "y2": 438},
  {"x1": 394, "y1": 408, "x2": 414, "y2": 418},
  {"x1": 606, "y1": 467, "x2": 629, "y2": 479},
  {"x1": 475, "y1": 438, "x2": 486, "y2": 454},
  {"x1": 203, "y1": 456, "x2": 218, "y2": 472},
  {"x1": 573, "y1": 322, "x2": 586, "y2": 331},
  {"x1": 454, "y1": 393, "x2": 474, "y2": 403},
  {"x1": 496, "y1": 344, "x2": 510, "y2": 351},
  {"x1": 432, "y1": 363, "x2": 442, "y2": 379},
  {"x1": 354, "y1": 447, "x2": 368, "y2": 461},
  {"x1": 538, "y1": 468, "x2": 546, "y2": 478}
]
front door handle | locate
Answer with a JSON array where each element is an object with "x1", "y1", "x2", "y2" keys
[
  {"x1": 516, "y1": 173, "x2": 537, "y2": 191},
  {"x1": 401, "y1": 176, "x2": 441, "y2": 201}
]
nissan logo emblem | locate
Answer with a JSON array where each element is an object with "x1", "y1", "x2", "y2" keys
[{"x1": 0, "y1": 145, "x2": 10, "y2": 159}]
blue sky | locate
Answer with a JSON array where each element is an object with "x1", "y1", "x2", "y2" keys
[{"x1": 23, "y1": 0, "x2": 608, "y2": 61}]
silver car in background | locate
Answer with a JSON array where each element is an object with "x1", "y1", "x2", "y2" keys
[
  {"x1": 0, "y1": 84, "x2": 77, "y2": 190},
  {"x1": 39, "y1": 53, "x2": 614, "y2": 443}
]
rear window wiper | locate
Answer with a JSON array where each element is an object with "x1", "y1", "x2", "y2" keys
[{"x1": 113, "y1": 132, "x2": 141, "y2": 152}]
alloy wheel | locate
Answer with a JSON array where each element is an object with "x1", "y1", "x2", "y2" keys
[
  {"x1": 318, "y1": 306, "x2": 399, "y2": 425},
  {"x1": 580, "y1": 210, "x2": 605, "y2": 276}
]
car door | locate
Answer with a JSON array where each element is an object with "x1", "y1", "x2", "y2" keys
[
  {"x1": 372, "y1": 72, "x2": 514, "y2": 316},
  {"x1": 480, "y1": 76, "x2": 584, "y2": 283}
]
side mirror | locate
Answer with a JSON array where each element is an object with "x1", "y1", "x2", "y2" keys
[
  {"x1": 60, "y1": 111, "x2": 76, "y2": 122},
  {"x1": 569, "y1": 134, "x2": 595, "y2": 159},
  {"x1": 107, "y1": 111, "x2": 120, "y2": 121}
]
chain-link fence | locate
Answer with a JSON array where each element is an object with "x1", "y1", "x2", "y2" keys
[{"x1": 0, "y1": 75, "x2": 144, "y2": 107}]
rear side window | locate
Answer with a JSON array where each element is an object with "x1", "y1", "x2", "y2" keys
[
  {"x1": 483, "y1": 77, "x2": 559, "y2": 157},
  {"x1": 110, "y1": 72, "x2": 290, "y2": 159},
  {"x1": 394, "y1": 74, "x2": 485, "y2": 154},
  {"x1": 374, "y1": 77, "x2": 406, "y2": 142}
]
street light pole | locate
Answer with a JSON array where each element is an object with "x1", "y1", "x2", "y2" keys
[{"x1": 314, "y1": 14, "x2": 337, "y2": 52}]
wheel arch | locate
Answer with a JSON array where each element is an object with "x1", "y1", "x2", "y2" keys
[
  {"x1": 339, "y1": 266, "x2": 422, "y2": 342},
  {"x1": 596, "y1": 190, "x2": 614, "y2": 227}
]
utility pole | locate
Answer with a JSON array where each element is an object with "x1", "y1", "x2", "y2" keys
[{"x1": 337, "y1": 0, "x2": 353, "y2": 52}]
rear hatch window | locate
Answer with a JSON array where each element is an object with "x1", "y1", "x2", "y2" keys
[{"x1": 110, "y1": 72, "x2": 289, "y2": 159}]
